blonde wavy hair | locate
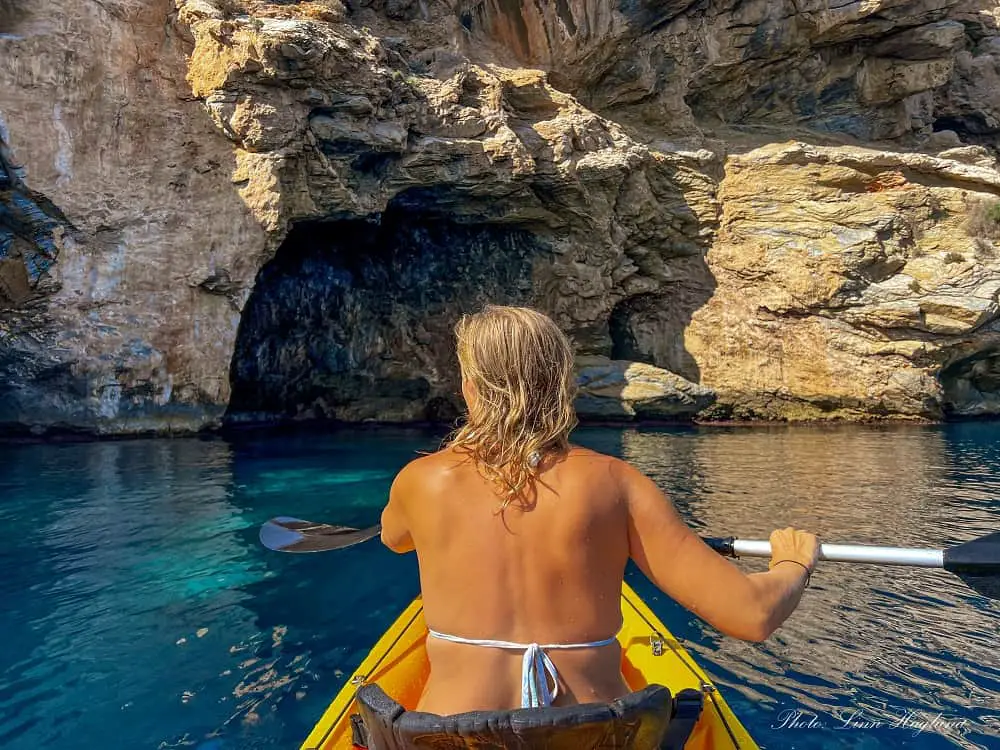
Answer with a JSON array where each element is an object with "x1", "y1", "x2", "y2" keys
[{"x1": 448, "y1": 305, "x2": 578, "y2": 510}]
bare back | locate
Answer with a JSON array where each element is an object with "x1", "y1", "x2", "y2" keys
[
  {"x1": 381, "y1": 445, "x2": 630, "y2": 713},
  {"x1": 382, "y1": 441, "x2": 815, "y2": 715},
  {"x1": 379, "y1": 305, "x2": 815, "y2": 714}
]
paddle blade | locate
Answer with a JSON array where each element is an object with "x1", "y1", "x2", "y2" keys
[
  {"x1": 957, "y1": 574, "x2": 1000, "y2": 600},
  {"x1": 260, "y1": 517, "x2": 382, "y2": 553},
  {"x1": 944, "y1": 531, "x2": 1000, "y2": 600},
  {"x1": 943, "y1": 531, "x2": 1000, "y2": 574}
]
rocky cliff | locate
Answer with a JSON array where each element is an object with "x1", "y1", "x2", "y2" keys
[
  {"x1": 0, "y1": 0, "x2": 267, "y2": 433},
  {"x1": 2, "y1": 0, "x2": 999, "y2": 433}
]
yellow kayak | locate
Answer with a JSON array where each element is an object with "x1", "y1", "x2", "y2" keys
[{"x1": 301, "y1": 582, "x2": 758, "y2": 749}]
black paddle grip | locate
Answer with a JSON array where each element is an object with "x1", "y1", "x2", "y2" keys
[{"x1": 703, "y1": 537, "x2": 736, "y2": 558}]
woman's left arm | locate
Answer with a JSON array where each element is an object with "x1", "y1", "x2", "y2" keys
[{"x1": 381, "y1": 464, "x2": 416, "y2": 554}]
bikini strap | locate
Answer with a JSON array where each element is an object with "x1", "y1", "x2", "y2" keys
[
  {"x1": 426, "y1": 626, "x2": 622, "y2": 709},
  {"x1": 425, "y1": 628, "x2": 621, "y2": 652}
]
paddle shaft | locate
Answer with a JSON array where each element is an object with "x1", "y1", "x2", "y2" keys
[
  {"x1": 261, "y1": 517, "x2": 998, "y2": 597},
  {"x1": 264, "y1": 519, "x2": 944, "y2": 567},
  {"x1": 704, "y1": 537, "x2": 944, "y2": 568}
]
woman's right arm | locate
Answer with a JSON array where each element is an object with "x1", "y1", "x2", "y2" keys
[{"x1": 619, "y1": 459, "x2": 819, "y2": 642}]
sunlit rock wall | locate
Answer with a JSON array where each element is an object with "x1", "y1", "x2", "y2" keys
[
  {"x1": 0, "y1": 0, "x2": 267, "y2": 433},
  {"x1": 2, "y1": 0, "x2": 1000, "y2": 432}
]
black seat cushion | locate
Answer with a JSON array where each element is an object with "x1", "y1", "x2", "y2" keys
[{"x1": 355, "y1": 682, "x2": 701, "y2": 750}]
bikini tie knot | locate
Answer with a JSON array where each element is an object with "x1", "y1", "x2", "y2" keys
[{"x1": 521, "y1": 642, "x2": 559, "y2": 708}]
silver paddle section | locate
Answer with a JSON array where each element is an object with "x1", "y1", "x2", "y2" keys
[{"x1": 729, "y1": 540, "x2": 944, "y2": 568}]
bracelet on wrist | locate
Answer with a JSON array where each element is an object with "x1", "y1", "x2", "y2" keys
[{"x1": 771, "y1": 559, "x2": 812, "y2": 588}]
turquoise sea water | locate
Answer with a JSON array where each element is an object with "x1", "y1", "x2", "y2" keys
[{"x1": 1, "y1": 424, "x2": 999, "y2": 749}]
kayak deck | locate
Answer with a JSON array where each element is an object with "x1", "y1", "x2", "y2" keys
[{"x1": 301, "y1": 582, "x2": 758, "y2": 749}]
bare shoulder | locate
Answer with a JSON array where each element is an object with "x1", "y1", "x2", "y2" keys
[
  {"x1": 563, "y1": 446, "x2": 660, "y2": 496},
  {"x1": 392, "y1": 447, "x2": 470, "y2": 489},
  {"x1": 561, "y1": 445, "x2": 638, "y2": 487},
  {"x1": 563, "y1": 445, "x2": 630, "y2": 473}
]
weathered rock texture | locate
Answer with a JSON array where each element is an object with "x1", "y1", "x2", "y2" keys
[
  {"x1": 687, "y1": 142, "x2": 1000, "y2": 419},
  {"x1": 2, "y1": 0, "x2": 1000, "y2": 432},
  {"x1": 0, "y1": 0, "x2": 267, "y2": 433},
  {"x1": 575, "y1": 356, "x2": 715, "y2": 419}
]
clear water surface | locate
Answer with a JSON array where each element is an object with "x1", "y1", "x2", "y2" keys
[{"x1": 1, "y1": 424, "x2": 999, "y2": 749}]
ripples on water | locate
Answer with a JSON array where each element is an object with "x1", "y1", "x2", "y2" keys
[{"x1": 0, "y1": 424, "x2": 998, "y2": 749}]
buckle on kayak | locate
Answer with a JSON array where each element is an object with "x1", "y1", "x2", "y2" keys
[
  {"x1": 650, "y1": 633, "x2": 665, "y2": 656},
  {"x1": 350, "y1": 674, "x2": 367, "y2": 687}
]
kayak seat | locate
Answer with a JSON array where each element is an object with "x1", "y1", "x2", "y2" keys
[{"x1": 351, "y1": 682, "x2": 704, "y2": 750}]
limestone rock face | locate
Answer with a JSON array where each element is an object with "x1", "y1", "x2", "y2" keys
[
  {"x1": 164, "y1": 0, "x2": 723, "y2": 424},
  {"x1": 0, "y1": 0, "x2": 267, "y2": 433},
  {"x1": 683, "y1": 142, "x2": 1000, "y2": 420},
  {"x1": 1, "y1": 0, "x2": 1000, "y2": 432},
  {"x1": 458, "y1": 0, "x2": 1000, "y2": 142}
]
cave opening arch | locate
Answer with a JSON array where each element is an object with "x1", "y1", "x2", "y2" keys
[{"x1": 226, "y1": 198, "x2": 552, "y2": 425}]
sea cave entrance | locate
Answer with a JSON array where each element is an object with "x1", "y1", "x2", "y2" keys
[{"x1": 226, "y1": 201, "x2": 549, "y2": 425}]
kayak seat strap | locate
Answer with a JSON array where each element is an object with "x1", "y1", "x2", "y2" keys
[
  {"x1": 349, "y1": 712, "x2": 369, "y2": 749},
  {"x1": 661, "y1": 688, "x2": 704, "y2": 750},
  {"x1": 354, "y1": 682, "x2": 683, "y2": 750},
  {"x1": 352, "y1": 684, "x2": 403, "y2": 750}
]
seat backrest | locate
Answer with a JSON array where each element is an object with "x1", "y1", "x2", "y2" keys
[{"x1": 354, "y1": 682, "x2": 695, "y2": 750}]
